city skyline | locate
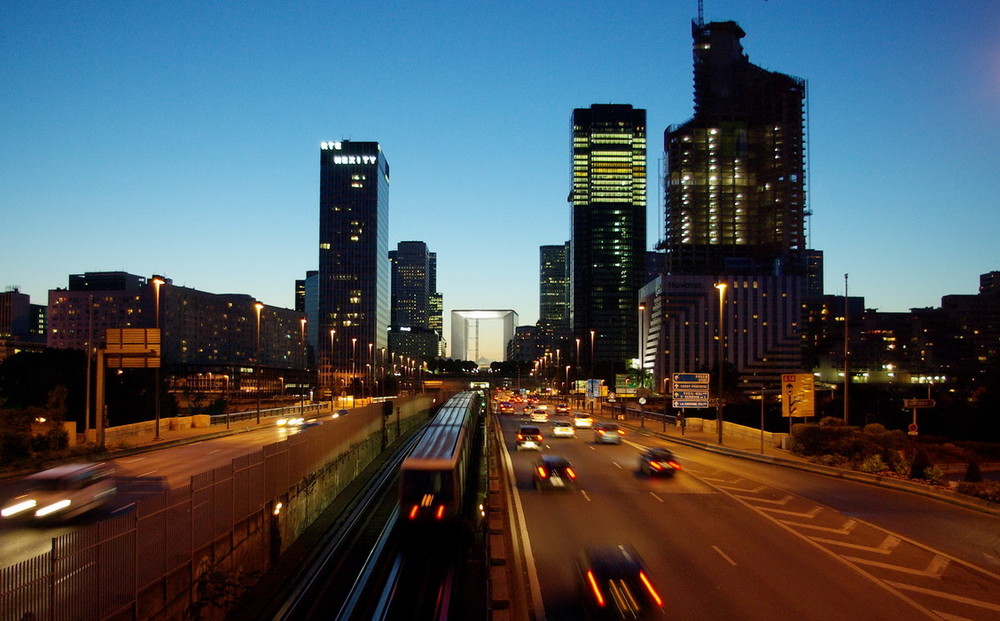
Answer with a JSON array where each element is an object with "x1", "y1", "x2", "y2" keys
[{"x1": 4, "y1": 2, "x2": 999, "y2": 361}]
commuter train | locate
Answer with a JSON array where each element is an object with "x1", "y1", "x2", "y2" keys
[{"x1": 399, "y1": 390, "x2": 484, "y2": 523}]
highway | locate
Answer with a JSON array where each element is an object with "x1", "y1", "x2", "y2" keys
[{"x1": 497, "y1": 413, "x2": 1000, "y2": 621}]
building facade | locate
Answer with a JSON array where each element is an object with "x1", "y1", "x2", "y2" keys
[
  {"x1": 570, "y1": 104, "x2": 647, "y2": 375},
  {"x1": 317, "y1": 140, "x2": 391, "y2": 394},
  {"x1": 388, "y1": 241, "x2": 441, "y2": 360},
  {"x1": 539, "y1": 243, "x2": 569, "y2": 338}
]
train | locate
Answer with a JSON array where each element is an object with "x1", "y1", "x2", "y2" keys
[{"x1": 398, "y1": 390, "x2": 484, "y2": 523}]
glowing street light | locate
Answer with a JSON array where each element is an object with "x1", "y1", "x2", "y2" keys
[
  {"x1": 715, "y1": 283, "x2": 727, "y2": 444},
  {"x1": 151, "y1": 276, "x2": 166, "y2": 440},
  {"x1": 255, "y1": 301, "x2": 264, "y2": 424}
]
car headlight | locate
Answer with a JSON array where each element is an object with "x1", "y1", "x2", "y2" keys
[
  {"x1": 2, "y1": 499, "x2": 37, "y2": 518},
  {"x1": 35, "y1": 499, "x2": 72, "y2": 517}
]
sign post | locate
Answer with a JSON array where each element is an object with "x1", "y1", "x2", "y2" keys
[{"x1": 903, "y1": 398, "x2": 936, "y2": 435}]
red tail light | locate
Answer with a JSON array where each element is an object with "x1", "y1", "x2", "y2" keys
[
  {"x1": 408, "y1": 505, "x2": 419, "y2": 520},
  {"x1": 639, "y1": 570, "x2": 664, "y2": 607},
  {"x1": 565, "y1": 467, "x2": 577, "y2": 480},
  {"x1": 668, "y1": 460, "x2": 682, "y2": 470},
  {"x1": 650, "y1": 461, "x2": 664, "y2": 471},
  {"x1": 435, "y1": 505, "x2": 446, "y2": 520},
  {"x1": 516, "y1": 434, "x2": 524, "y2": 441},
  {"x1": 535, "y1": 435, "x2": 543, "y2": 442},
  {"x1": 586, "y1": 570, "x2": 605, "y2": 607},
  {"x1": 536, "y1": 466, "x2": 548, "y2": 479}
]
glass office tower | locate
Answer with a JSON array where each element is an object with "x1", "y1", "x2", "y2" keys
[
  {"x1": 569, "y1": 104, "x2": 647, "y2": 372},
  {"x1": 318, "y1": 140, "x2": 390, "y2": 394}
]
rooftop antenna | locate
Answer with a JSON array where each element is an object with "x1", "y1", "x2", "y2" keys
[{"x1": 697, "y1": 0, "x2": 704, "y2": 26}]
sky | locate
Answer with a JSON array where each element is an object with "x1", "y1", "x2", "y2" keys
[{"x1": 3, "y1": 1, "x2": 999, "y2": 361}]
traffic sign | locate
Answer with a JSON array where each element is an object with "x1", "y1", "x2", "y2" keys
[
  {"x1": 673, "y1": 373, "x2": 710, "y2": 384},
  {"x1": 903, "y1": 399, "x2": 936, "y2": 408},
  {"x1": 672, "y1": 390, "x2": 709, "y2": 400},
  {"x1": 673, "y1": 400, "x2": 709, "y2": 409},
  {"x1": 671, "y1": 372, "x2": 710, "y2": 408}
]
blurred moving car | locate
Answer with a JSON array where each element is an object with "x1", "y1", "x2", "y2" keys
[
  {"x1": 530, "y1": 408, "x2": 549, "y2": 423},
  {"x1": 593, "y1": 422, "x2": 624, "y2": 444},
  {"x1": 573, "y1": 413, "x2": 594, "y2": 428},
  {"x1": 498, "y1": 402, "x2": 515, "y2": 414},
  {"x1": 533, "y1": 454, "x2": 577, "y2": 490},
  {"x1": 578, "y1": 544, "x2": 665, "y2": 618},
  {"x1": 516, "y1": 425, "x2": 544, "y2": 451},
  {"x1": 551, "y1": 420, "x2": 576, "y2": 438},
  {"x1": 555, "y1": 403, "x2": 571, "y2": 414},
  {"x1": 639, "y1": 448, "x2": 681, "y2": 477},
  {"x1": 1, "y1": 463, "x2": 117, "y2": 522}
]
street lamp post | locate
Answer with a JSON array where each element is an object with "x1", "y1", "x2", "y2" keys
[
  {"x1": 351, "y1": 337, "x2": 358, "y2": 399},
  {"x1": 329, "y1": 329, "x2": 336, "y2": 410},
  {"x1": 255, "y1": 301, "x2": 264, "y2": 424},
  {"x1": 715, "y1": 283, "x2": 727, "y2": 444},
  {"x1": 589, "y1": 330, "x2": 595, "y2": 380},
  {"x1": 300, "y1": 318, "x2": 307, "y2": 416},
  {"x1": 152, "y1": 276, "x2": 165, "y2": 440}
]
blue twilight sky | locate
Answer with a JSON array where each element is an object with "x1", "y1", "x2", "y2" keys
[{"x1": 2, "y1": 1, "x2": 999, "y2": 360}]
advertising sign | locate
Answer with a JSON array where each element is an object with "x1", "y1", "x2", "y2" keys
[{"x1": 781, "y1": 373, "x2": 815, "y2": 418}]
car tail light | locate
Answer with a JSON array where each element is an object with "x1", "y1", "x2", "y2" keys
[
  {"x1": 650, "y1": 461, "x2": 664, "y2": 471},
  {"x1": 516, "y1": 434, "x2": 524, "y2": 441},
  {"x1": 565, "y1": 467, "x2": 577, "y2": 480},
  {"x1": 668, "y1": 460, "x2": 682, "y2": 470},
  {"x1": 536, "y1": 466, "x2": 548, "y2": 479},
  {"x1": 586, "y1": 570, "x2": 606, "y2": 607},
  {"x1": 535, "y1": 434, "x2": 543, "y2": 442},
  {"x1": 408, "y1": 505, "x2": 420, "y2": 520},
  {"x1": 617, "y1": 429, "x2": 626, "y2": 435},
  {"x1": 639, "y1": 570, "x2": 664, "y2": 607},
  {"x1": 435, "y1": 505, "x2": 446, "y2": 520}
]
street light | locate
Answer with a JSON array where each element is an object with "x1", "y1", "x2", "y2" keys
[
  {"x1": 255, "y1": 301, "x2": 264, "y2": 424},
  {"x1": 565, "y1": 365, "x2": 571, "y2": 396},
  {"x1": 151, "y1": 276, "x2": 166, "y2": 440},
  {"x1": 300, "y1": 318, "x2": 307, "y2": 416},
  {"x1": 329, "y1": 328, "x2": 336, "y2": 410},
  {"x1": 351, "y1": 337, "x2": 358, "y2": 398},
  {"x1": 715, "y1": 283, "x2": 727, "y2": 444},
  {"x1": 589, "y1": 330, "x2": 596, "y2": 380}
]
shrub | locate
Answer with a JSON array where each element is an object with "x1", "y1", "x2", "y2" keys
[
  {"x1": 0, "y1": 429, "x2": 32, "y2": 465},
  {"x1": 859, "y1": 454, "x2": 887, "y2": 473},
  {"x1": 909, "y1": 449, "x2": 933, "y2": 480},
  {"x1": 963, "y1": 460, "x2": 983, "y2": 483},
  {"x1": 863, "y1": 423, "x2": 887, "y2": 435},
  {"x1": 956, "y1": 482, "x2": 1000, "y2": 504},
  {"x1": 923, "y1": 465, "x2": 944, "y2": 484}
]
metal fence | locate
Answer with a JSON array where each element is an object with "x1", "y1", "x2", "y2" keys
[{"x1": 0, "y1": 397, "x2": 431, "y2": 621}]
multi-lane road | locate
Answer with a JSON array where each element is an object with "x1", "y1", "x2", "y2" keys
[{"x1": 497, "y1": 413, "x2": 1000, "y2": 621}]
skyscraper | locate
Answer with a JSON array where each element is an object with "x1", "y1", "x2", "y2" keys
[
  {"x1": 570, "y1": 104, "x2": 647, "y2": 373},
  {"x1": 388, "y1": 241, "x2": 440, "y2": 360},
  {"x1": 318, "y1": 140, "x2": 390, "y2": 395},
  {"x1": 663, "y1": 20, "x2": 807, "y2": 276},
  {"x1": 539, "y1": 243, "x2": 569, "y2": 337}
]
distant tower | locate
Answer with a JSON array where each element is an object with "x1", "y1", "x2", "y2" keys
[
  {"x1": 318, "y1": 141, "x2": 390, "y2": 394},
  {"x1": 539, "y1": 243, "x2": 569, "y2": 337},
  {"x1": 388, "y1": 241, "x2": 440, "y2": 360},
  {"x1": 570, "y1": 104, "x2": 647, "y2": 373}
]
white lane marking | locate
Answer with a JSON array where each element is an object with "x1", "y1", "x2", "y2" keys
[
  {"x1": 139, "y1": 470, "x2": 159, "y2": 477},
  {"x1": 713, "y1": 546, "x2": 738, "y2": 566},
  {"x1": 885, "y1": 581, "x2": 1000, "y2": 613},
  {"x1": 206, "y1": 449, "x2": 221, "y2": 455},
  {"x1": 649, "y1": 492, "x2": 664, "y2": 503},
  {"x1": 120, "y1": 458, "x2": 145, "y2": 463},
  {"x1": 810, "y1": 535, "x2": 900, "y2": 555},
  {"x1": 581, "y1": 490, "x2": 592, "y2": 502},
  {"x1": 844, "y1": 554, "x2": 949, "y2": 579},
  {"x1": 612, "y1": 461, "x2": 622, "y2": 469}
]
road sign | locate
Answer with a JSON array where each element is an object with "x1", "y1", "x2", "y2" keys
[
  {"x1": 903, "y1": 399, "x2": 936, "y2": 408},
  {"x1": 781, "y1": 373, "x2": 815, "y2": 418},
  {"x1": 671, "y1": 372, "x2": 710, "y2": 408}
]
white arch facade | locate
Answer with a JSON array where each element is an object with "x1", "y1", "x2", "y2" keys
[{"x1": 450, "y1": 310, "x2": 518, "y2": 364}]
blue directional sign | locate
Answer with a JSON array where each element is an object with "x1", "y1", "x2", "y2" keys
[{"x1": 671, "y1": 372, "x2": 710, "y2": 408}]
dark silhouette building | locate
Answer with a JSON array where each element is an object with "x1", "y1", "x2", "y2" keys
[
  {"x1": 388, "y1": 241, "x2": 440, "y2": 360},
  {"x1": 317, "y1": 141, "x2": 391, "y2": 395},
  {"x1": 570, "y1": 104, "x2": 647, "y2": 376}
]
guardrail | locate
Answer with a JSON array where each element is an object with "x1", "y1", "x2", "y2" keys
[{"x1": 208, "y1": 403, "x2": 327, "y2": 425}]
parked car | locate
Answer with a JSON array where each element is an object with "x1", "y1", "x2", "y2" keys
[
  {"x1": 578, "y1": 544, "x2": 665, "y2": 618},
  {"x1": 551, "y1": 420, "x2": 576, "y2": 438},
  {"x1": 533, "y1": 454, "x2": 578, "y2": 490},
  {"x1": 639, "y1": 448, "x2": 681, "y2": 477},
  {"x1": 593, "y1": 422, "x2": 624, "y2": 444},
  {"x1": 516, "y1": 425, "x2": 544, "y2": 451},
  {"x1": 1, "y1": 462, "x2": 117, "y2": 522}
]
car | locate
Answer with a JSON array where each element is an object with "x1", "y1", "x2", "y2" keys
[
  {"x1": 516, "y1": 425, "x2": 544, "y2": 451},
  {"x1": 1, "y1": 462, "x2": 117, "y2": 522},
  {"x1": 498, "y1": 402, "x2": 515, "y2": 414},
  {"x1": 533, "y1": 454, "x2": 578, "y2": 490},
  {"x1": 578, "y1": 544, "x2": 665, "y2": 618},
  {"x1": 573, "y1": 413, "x2": 594, "y2": 428},
  {"x1": 555, "y1": 403, "x2": 570, "y2": 414},
  {"x1": 551, "y1": 420, "x2": 576, "y2": 438},
  {"x1": 593, "y1": 422, "x2": 624, "y2": 444},
  {"x1": 530, "y1": 408, "x2": 549, "y2": 423},
  {"x1": 639, "y1": 448, "x2": 681, "y2": 477}
]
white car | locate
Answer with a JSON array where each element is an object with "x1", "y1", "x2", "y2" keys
[
  {"x1": 1, "y1": 463, "x2": 117, "y2": 522},
  {"x1": 573, "y1": 414, "x2": 594, "y2": 428},
  {"x1": 551, "y1": 420, "x2": 576, "y2": 438},
  {"x1": 530, "y1": 408, "x2": 549, "y2": 423}
]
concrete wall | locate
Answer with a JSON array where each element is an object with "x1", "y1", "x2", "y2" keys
[{"x1": 684, "y1": 417, "x2": 789, "y2": 448}]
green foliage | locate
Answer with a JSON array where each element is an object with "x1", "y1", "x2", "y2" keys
[
  {"x1": 0, "y1": 429, "x2": 32, "y2": 465},
  {"x1": 956, "y1": 481, "x2": 1000, "y2": 503},
  {"x1": 923, "y1": 465, "x2": 944, "y2": 484},
  {"x1": 859, "y1": 454, "x2": 887, "y2": 473}
]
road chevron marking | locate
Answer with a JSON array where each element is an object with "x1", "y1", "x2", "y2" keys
[
  {"x1": 714, "y1": 484, "x2": 767, "y2": 494},
  {"x1": 843, "y1": 554, "x2": 949, "y2": 579},
  {"x1": 809, "y1": 534, "x2": 901, "y2": 555},
  {"x1": 734, "y1": 493, "x2": 793, "y2": 505},
  {"x1": 757, "y1": 505, "x2": 822, "y2": 519},
  {"x1": 779, "y1": 518, "x2": 857, "y2": 534},
  {"x1": 885, "y1": 580, "x2": 1000, "y2": 612}
]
